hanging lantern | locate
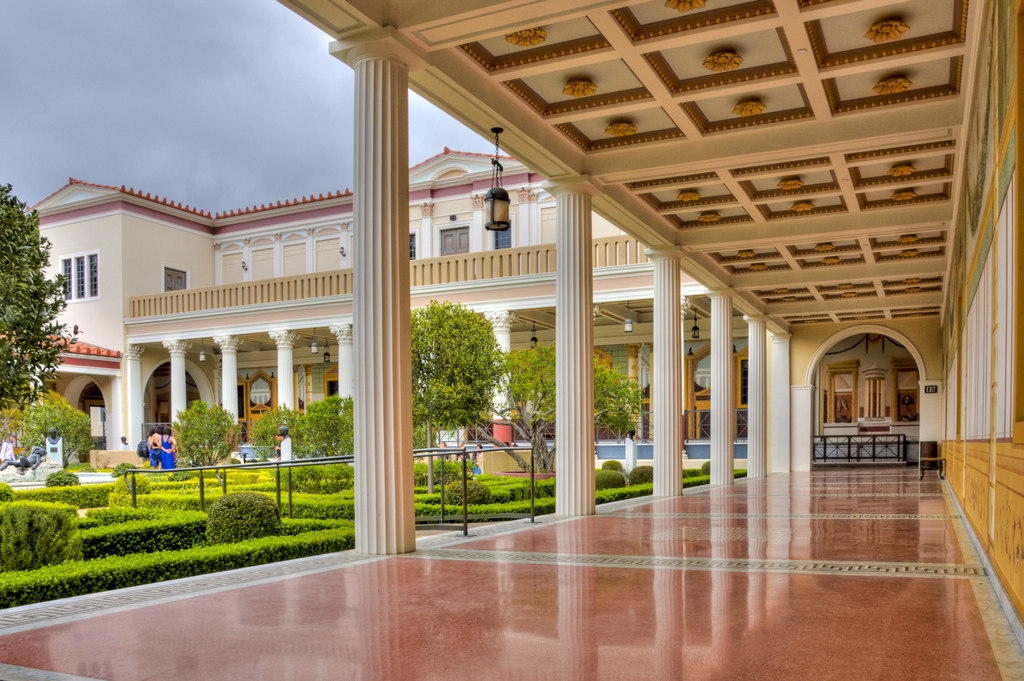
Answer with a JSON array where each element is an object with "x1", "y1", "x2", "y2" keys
[
  {"x1": 530, "y1": 321, "x2": 538, "y2": 348},
  {"x1": 484, "y1": 127, "x2": 511, "y2": 232},
  {"x1": 311, "y1": 340, "x2": 319, "y2": 355},
  {"x1": 691, "y1": 311, "x2": 700, "y2": 339},
  {"x1": 624, "y1": 302, "x2": 633, "y2": 333},
  {"x1": 323, "y1": 341, "x2": 331, "y2": 364},
  {"x1": 199, "y1": 349, "x2": 206, "y2": 362}
]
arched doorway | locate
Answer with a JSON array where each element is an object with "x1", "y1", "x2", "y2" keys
[
  {"x1": 142, "y1": 361, "x2": 215, "y2": 426},
  {"x1": 63, "y1": 375, "x2": 109, "y2": 448},
  {"x1": 808, "y1": 330, "x2": 924, "y2": 466}
]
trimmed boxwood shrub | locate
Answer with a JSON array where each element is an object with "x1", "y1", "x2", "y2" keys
[
  {"x1": 45, "y1": 470, "x2": 80, "y2": 487},
  {"x1": 0, "y1": 483, "x2": 13, "y2": 503},
  {"x1": 109, "y1": 475, "x2": 153, "y2": 507},
  {"x1": 682, "y1": 468, "x2": 703, "y2": 478},
  {"x1": 700, "y1": 461, "x2": 712, "y2": 475},
  {"x1": 596, "y1": 483, "x2": 653, "y2": 503},
  {"x1": 206, "y1": 492, "x2": 281, "y2": 544},
  {"x1": 0, "y1": 504, "x2": 83, "y2": 571},
  {"x1": 13, "y1": 484, "x2": 111, "y2": 509},
  {"x1": 85, "y1": 507, "x2": 159, "y2": 526},
  {"x1": 601, "y1": 460, "x2": 624, "y2": 472},
  {"x1": 442, "y1": 480, "x2": 492, "y2": 507},
  {"x1": 628, "y1": 465, "x2": 654, "y2": 486},
  {"x1": 80, "y1": 512, "x2": 209, "y2": 559},
  {"x1": 0, "y1": 527, "x2": 355, "y2": 608},
  {"x1": 111, "y1": 463, "x2": 138, "y2": 479},
  {"x1": 595, "y1": 469, "x2": 626, "y2": 490}
]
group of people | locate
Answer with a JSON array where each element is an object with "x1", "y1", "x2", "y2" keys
[{"x1": 143, "y1": 425, "x2": 177, "y2": 469}]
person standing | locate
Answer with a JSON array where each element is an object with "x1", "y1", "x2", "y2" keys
[
  {"x1": 159, "y1": 424, "x2": 176, "y2": 470},
  {"x1": 147, "y1": 427, "x2": 162, "y2": 469},
  {"x1": 0, "y1": 435, "x2": 15, "y2": 463}
]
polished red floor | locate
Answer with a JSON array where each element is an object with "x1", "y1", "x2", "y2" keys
[{"x1": 0, "y1": 470, "x2": 1015, "y2": 680}]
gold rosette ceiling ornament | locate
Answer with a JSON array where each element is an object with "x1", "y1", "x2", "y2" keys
[
  {"x1": 900, "y1": 249, "x2": 920, "y2": 258},
  {"x1": 792, "y1": 201, "x2": 814, "y2": 213},
  {"x1": 866, "y1": 17, "x2": 909, "y2": 43},
  {"x1": 898, "y1": 234, "x2": 919, "y2": 244},
  {"x1": 664, "y1": 0, "x2": 706, "y2": 13},
  {"x1": 888, "y1": 163, "x2": 916, "y2": 177},
  {"x1": 813, "y1": 242, "x2": 834, "y2": 253},
  {"x1": 823, "y1": 256, "x2": 841, "y2": 266},
  {"x1": 736, "y1": 250, "x2": 756, "y2": 259},
  {"x1": 563, "y1": 78, "x2": 596, "y2": 98},
  {"x1": 703, "y1": 49, "x2": 742, "y2": 72},
  {"x1": 677, "y1": 189, "x2": 702, "y2": 202},
  {"x1": 698, "y1": 211, "x2": 721, "y2": 223},
  {"x1": 777, "y1": 177, "x2": 804, "y2": 190},
  {"x1": 892, "y1": 189, "x2": 918, "y2": 202},
  {"x1": 748, "y1": 263, "x2": 767, "y2": 272},
  {"x1": 874, "y1": 75, "x2": 912, "y2": 95},
  {"x1": 505, "y1": 28, "x2": 547, "y2": 47},
  {"x1": 733, "y1": 99, "x2": 765, "y2": 117},
  {"x1": 605, "y1": 119, "x2": 637, "y2": 137}
]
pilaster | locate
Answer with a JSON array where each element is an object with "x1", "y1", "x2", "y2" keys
[{"x1": 330, "y1": 323, "x2": 354, "y2": 399}]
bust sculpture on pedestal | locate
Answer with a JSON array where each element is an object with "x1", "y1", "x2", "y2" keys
[
  {"x1": 45, "y1": 428, "x2": 64, "y2": 469},
  {"x1": 276, "y1": 426, "x2": 292, "y2": 462}
]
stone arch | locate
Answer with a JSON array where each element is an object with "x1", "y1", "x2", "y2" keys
[
  {"x1": 141, "y1": 360, "x2": 216, "y2": 408},
  {"x1": 804, "y1": 324, "x2": 928, "y2": 385},
  {"x1": 63, "y1": 374, "x2": 109, "y2": 412}
]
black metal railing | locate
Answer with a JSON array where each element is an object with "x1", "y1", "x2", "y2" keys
[
  {"x1": 684, "y1": 409, "x2": 749, "y2": 441},
  {"x1": 812, "y1": 434, "x2": 907, "y2": 463}
]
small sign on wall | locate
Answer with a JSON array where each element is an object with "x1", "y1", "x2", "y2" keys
[{"x1": 924, "y1": 385, "x2": 938, "y2": 394}]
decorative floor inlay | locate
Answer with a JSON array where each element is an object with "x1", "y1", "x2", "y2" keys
[
  {"x1": 610, "y1": 512, "x2": 960, "y2": 520},
  {"x1": 413, "y1": 548, "x2": 986, "y2": 578},
  {"x1": 713, "y1": 492, "x2": 947, "y2": 498},
  {"x1": 0, "y1": 663, "x2": 103, "y2": 681},
  {"x1": 646, "y1": 526, "x2": 795, "y2": 542}
]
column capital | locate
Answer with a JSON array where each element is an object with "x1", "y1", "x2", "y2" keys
[
  {"x1": 542, "y1": 175, "x2": 599, "y2": 197},
  {"x1": 268, "y1": 330, "x2": 297, "y2": 349},
  {"x1": 626, "y1": 343, "x2": 643, "y2": 358},
  {"x1": 771, "y1": 332, "x2": 793, "y2": 343},
  {"x1": 213, "y1": 334, "x2": 241, "y2": 353},
  {"x1": 125, "y1": 343, "x2": 145, "y2": 360},
  {"x1": 645, "y1": 245, "x2": 685, "y2": 261},
  {"x1": 743, "y1": 314, "x2": 769, "y2": 324},
  {"x1": 330, "y1": 323, "x2": 353, "y2": 344},
  {"x1": 471, "y1": 194, "x2": 484, "y2": 210},
  {"x1": 484, "y1": 311, "x2": 518, "y2": 332},
  {"x1": 161, "y1": 339, "x2": 191, "y2": 357},
  {"x1": 329, "y1": 26, "x2": 427, "y2": 70},
  {"x1": 706, "y1": 288, "x2": 734, "y2": 299},
  {"x1": 420, "y1": 202, "x2": 434, "y2": 217}
]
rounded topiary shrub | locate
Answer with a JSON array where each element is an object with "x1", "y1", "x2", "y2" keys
[
  {"x1": 682, "y1": 468, "x2": 703, "y2": 478},
  {"x1": 442, "y1": 480, "x2": 492, "y2": 507},
  {"x1": 601, "y1": 460, "x2": 624, "y2": 472},
  {"x1": 595, "y1": 469, "x2": 627, "y2": 491},
  {"x1": 111, "y1": 463, "x2": 138, "y2": 479},
  {"x1": 0, "y1": 483, "x2": 13, "y2": 503},
  {"x1": 628, "y1": 465, "x2": 654, "y2": 486},
  {"x1": 700, "y1": 461, "x2": 712, "y2": 476},
  {"x1": 0, "y1": 504, "x2": 83, "y2": 571},
  {"x1": 45, "y1": 470, "x2": 80, "y2": 487},
  {"x1": 206, "y1": 492, "x2": 281, "y2": 545}
]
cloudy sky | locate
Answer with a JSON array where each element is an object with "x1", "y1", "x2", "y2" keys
[{"x1": 1, "y1": 0, "x2": 494, "y2": 213}]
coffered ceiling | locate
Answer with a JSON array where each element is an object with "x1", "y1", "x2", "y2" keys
[{"x1": 280, "y1": 0, "x2": 980, "y2": 332}]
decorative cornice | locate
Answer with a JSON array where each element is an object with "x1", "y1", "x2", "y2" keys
[
  {"x1": 668, "y1": 213, "x2": 754, "y2": 230},
  {"x1": 504, "y1": 79, "x2": 651, "y2": 117},
  {"x1": 731, "y1": 156, "x2": 830, "y2": 177},
  {"x1": 845, "y1": 139, "x2": 955, "y2": 162},
  {"x1": 625, "y1": 172, "x2": 718, "y2": 190},
  {"x1": 555, "y1": 123, "x2": 684, "y2": 152},
  {"x1": 458, "y1": 35, "x2": 610, "y2": 73},
  {"x1": 610, "y1": 2, "x2": 778, "y2": 44}
]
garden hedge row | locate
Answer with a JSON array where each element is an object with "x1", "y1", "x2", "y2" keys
[
  {"x1": 12, "y1": 484, "x2": 112, "y2": 509},
  {"x1": 0, "y1": 527, "x2": 356, "y2": 608},
  {"x1": 79, "y1": 512, "x2": 209, "y2": 559}
]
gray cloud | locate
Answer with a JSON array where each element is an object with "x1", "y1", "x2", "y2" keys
[{"x1": 0, "y1": 0, "x2": 494, "y2": 213}]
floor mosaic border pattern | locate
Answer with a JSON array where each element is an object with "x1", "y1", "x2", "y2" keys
[{"x1": 606, "y1": 512, "x2": 961, "y2": 520}]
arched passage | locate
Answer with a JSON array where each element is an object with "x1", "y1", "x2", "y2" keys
[{"x1": 141, "y1": 360, "x2": 215, "y2": 423}]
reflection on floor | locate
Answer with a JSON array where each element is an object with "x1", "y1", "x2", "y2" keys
[{"x1": 0, "y1": 469, "x2": 1021, "y2": 680}]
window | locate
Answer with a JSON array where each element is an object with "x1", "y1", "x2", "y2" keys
[
  {"x1": 494, "y1": 229, "x2": 511, "y2": 250},
  {"x1": 440, "y1": 227, "x2": 470, "y2": 256},
  {"x1": 409, "y1": 233, "x2": 417, "y2": 260},
  {"x1": 164, "y1": 267, "x2": 188, "y2": 292},
  {"x1": 60, "y1": 252, "x2": 100, "y2": 301}
]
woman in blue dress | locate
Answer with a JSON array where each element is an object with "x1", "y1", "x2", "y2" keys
[{"x1": 159, "y1": 424, "x2": 176, "y2": 470}]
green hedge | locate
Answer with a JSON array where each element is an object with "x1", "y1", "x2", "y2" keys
[
  {"x1": 1, "y1": 501, "x2": 79, "y2": 519},
  {"x1": 80, "y1": 512, "x2": 209, "y2": 559},
  {"x1": 85, "y1": 507, "x2": 160, "y2": 526},
  {"x1": 0, "y1": 527, "x2": 356, "y2": 608},
  {"x1": 12, "y1": 484, "x2": 112, "y2": 509},
  {"x1": 596, "y1": 483, "x2": 654, "y2": 503},
  {"x1": 279, "y1": 518, "x2": 354, "y2": 535}
]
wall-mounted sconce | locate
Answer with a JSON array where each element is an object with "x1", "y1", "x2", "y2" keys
[
  {"x1": 339, "y1": 247, "x2": 346, "y2": 257},
  {"x1": 241, "y1": 261, "x2": 248, "y2": 271}
]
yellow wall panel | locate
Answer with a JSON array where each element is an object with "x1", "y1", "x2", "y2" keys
[{"x1": 992, "y1": 442, "x2": 1024, "y2": 615}]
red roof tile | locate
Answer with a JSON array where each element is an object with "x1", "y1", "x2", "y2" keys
[{"x1": 63, "y1": 341, "x2": 121, "y2": 359}]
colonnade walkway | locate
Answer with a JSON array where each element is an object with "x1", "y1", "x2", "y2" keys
[{"x1": 0, "y1": 470, "x2": 1022, "y2": 680}]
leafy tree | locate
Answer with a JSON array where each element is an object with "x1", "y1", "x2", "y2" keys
[
  {"x1": 22, "y1": 393, "x2": 93, "y2": 466},
  {"x1": 249, "y1": 406, "x2": 303, "y2": 458},
  {"x1": 480, "y1": 345, "x2": 643, "y2": 473},
  {"x1": 173, "y1": 401, "x2": 240, "y2": 467},
  {"x1": 0, "y1": 408, "x2": 23, "y2": 441},
  {"x1": 411, "y1": 301, "x2": 501, "y2": 447},
  {"x1": 0, "y1": 185, "x2": 69, "y2": 410},
  {"x1": 297, "y1": 395, "x2": 353, "y2": 457}
]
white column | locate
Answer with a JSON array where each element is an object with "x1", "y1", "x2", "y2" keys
[
  {"x1": 213, "y1": 335, "x2": 240, "y2": 419},
  {"x1": 471, "y1": 194, "x2": 485, "y2": 251},
  {"x1": 647, "y1": 246, "x2": 684, "y2": 496},
  {"x1": 333, "y1": 30, "x2": 419, "y2": 554},
  {"x1": 771, "y1": 333, "x2": 791, "y2": 473},
  {"x1": 744, "y1": 315, "x2": 768, "y2": 479},
  {"x1": 791, "y1": 385, "x2": 813, "y2": 471},
  {"x1": 269, "y1": 330, "x2": 296, "y2": 409},
  {"x1": 709, "y1": 289, "x2": 734, "y2": 486},
  {"x1": 108, "y1": 375, "x2": 122, "y2": 446},
  {"x1": 546, "y1": 178, "x2": 598, "y2": 516},
  {"x1": 419, "y1": 203, "x2": 434, "y2": 259},
  {"x1": 161, "y1": 339, "x2": 191, "y2": 422},
  {"x1": 330, "y1": 323, "x2": 354, "y2": 399},
  {"x1": 125, "y1": 344, "x2": 145, "y2": 442},
  {"x1": 485, "y1": 311, "x2": 517, "y2": 352}
]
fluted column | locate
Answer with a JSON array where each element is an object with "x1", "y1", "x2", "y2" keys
[
  {"x1": 125, "y1": 344, "x2": 145, "y2": 442},
  {"x1": 546, "y1": 178, "x2": 598, "y2": 517},
  {"x1": 744, "y1": 315, "x2": 767, "y2": 479},
  {"x1": 213, "y1": 335, "x2": 240, "y2": 418},
  {"x1": 484, "y1": 311, "x2": 517, "y2": 353},
  {"x1": 772, "y1": 333, "x2": 792, "y2": 473},
  {"x1": 330, "y1": 323, "x2": 354, "y2": 399},
  {"x1": 108, "y1": 375, "x2": 122, "y2": 446},
  {"x1": 708, "y1": 289, "x2": 734, "y2": 486},
  {"x1": 161, "y1": 339, "x2": 191, "y2": 422},
  {"x1": 332, "y1": 30, "x2": 419, "y2": 554},
  {"x1": 647, "y1": 246, "x2": 684, "y2": 496},
  {"x1": 269, "y1": 330, "x2": 296, "y2": 409}
]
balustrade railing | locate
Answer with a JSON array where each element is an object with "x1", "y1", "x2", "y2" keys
[
  {"x1": 683, "y1": 409, "x2": 748, "y2": 441},
  {"x1": 812, "y1": 434, "x2": 907, "y2": 463}
]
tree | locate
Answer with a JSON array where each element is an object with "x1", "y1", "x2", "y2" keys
[
  {"x1": 0, "y1": 185, "x2": 69, "y2": 410},
  {"x1": 249, "y1": 406, "x2": 303, "y2": 458},
  {"x1": 297, "y1": 395, "x2": 353, "y2": 457},
  {"x1": 0, "y1": 409, "x2": 23, "y2": 441},
  {"x1": 22, "y1": 393, "x2": 93, "y2": 466},
  {"x1": 411, "y1": 301, "x2": 501, "y2": 447},
  {"x1": 481, "y1": 346, "x2": 643, "y2": 473},
  {"x1": 173, "y1": 401, "x2": 240, "y2": 467}
]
